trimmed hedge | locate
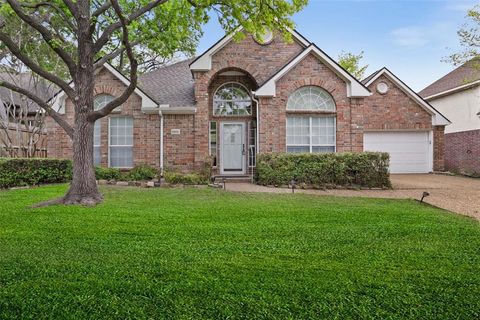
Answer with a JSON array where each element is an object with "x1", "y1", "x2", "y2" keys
[
  {"x1": 95, "y1": 166, "x2": 121, "y2": 181},
  {"x1": 0, "y1": 158, "x2": 72, "y2": 189},
  {"x1": 164, "y1": 171, "x2": 209, "y2": 185},
  {"x1": 125, "y1": 164, "x2": 158, "y2": 181},
  {"x1": 255, "y1": 152, "x2": 391, "y2": 189}
]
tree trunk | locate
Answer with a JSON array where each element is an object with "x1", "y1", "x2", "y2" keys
[
  {"x1": 62, "y1": 1, "x2": 102, "y2": 205},
  {"x1": 62, "y1": 114, "x2": 102, "y2": 205}
]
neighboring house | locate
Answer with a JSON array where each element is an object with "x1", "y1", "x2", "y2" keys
[
  {"x1": 0, "y1": 73, "x2": 50, "y2": 157},
  {"x1": 420, "y1": 59, "x2": 480, "y2": 176},
  {"x1": 46, "y1": 28, "x2": 449, "y2": 175}
]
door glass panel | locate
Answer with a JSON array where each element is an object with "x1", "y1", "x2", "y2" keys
[{"x1": 222, "y1": 124, "x2": 244, "y2": 172}]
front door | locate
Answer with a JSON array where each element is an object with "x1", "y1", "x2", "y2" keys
[{"x1": 221, "y1": 122, "x2": 245, "y2": 175}]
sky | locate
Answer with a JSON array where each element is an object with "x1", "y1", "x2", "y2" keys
[{"x1": 195, "y1": 0, "x2": 478, "y2": 92}]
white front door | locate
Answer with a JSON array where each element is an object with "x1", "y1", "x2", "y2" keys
[{"x1": 221, "y1": 122, "x2": 245, "y2": 175}]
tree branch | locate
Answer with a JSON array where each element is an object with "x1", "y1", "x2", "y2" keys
[
  {"x1": 89, "y1": 0, "x2": 138, "y2": 121},
  {"x1": 19, "y1": 1, "x2": 77, "y2": 32},
  {"x1": 5, "y1": 0, "x2": 77, "y2": 75},
  {"x1": 0, "y1": 31, "x2": 75, "y2": 99},
  {"x1": 93, "y1": 40, "x2": 140, "y2": 71},
  {"x1": 93, "y1": 0, "x2": 167, "y2": 54},
  {"x1": 92, "y1": 1, "x2": 112, "y2": 17},
  {"x1": 61, "y1": 0, "x2": 78, "y2": 19},
  {"x1": 0, "y1": 81, "x2": 74, "y2": 138}
]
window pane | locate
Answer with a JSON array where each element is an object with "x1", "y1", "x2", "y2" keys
[
  {"x1": 209, "y1": 121, "x2": 217, "y2": 166},
  {"x1": 287, "y1": 86, "x2": 335, "y2": 111},
  {"x1": 94, "y1": 146, "x2": 101, "y2": 165},
  {"x1": 312, "y1": 146, "x2": 335, "y2": 153},
  {"x1": 109, "y1": 117, "x2": 133, "y2": 168},
  {"x1": 110, "y1": 146, "x2": 133, "y2": 168},
  {"x1": 213, "y1": 83, "x2": 252, "y2": 116},
  {"x1": 287, "y1": 146, "x2": 310, "y2": 153},
  {"x1": 287, "y1": 116, "x2": 336, "y2": 153},
  {"x1": 94, "y1": 94, "x2": 121, "y2": 111}
]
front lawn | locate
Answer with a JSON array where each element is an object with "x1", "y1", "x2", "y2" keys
[{"x1": 0, "y1": 185, "x2": 479, "y2": 319}]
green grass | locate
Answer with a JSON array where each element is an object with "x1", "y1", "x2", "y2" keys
[{"x1": 0, "y1": 185, "x2": 479, "y2": 319}]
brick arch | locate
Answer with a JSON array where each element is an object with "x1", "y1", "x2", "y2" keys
[
  {"x1": 93, "y1": 85, "x2": 121, "y2": 97},
  {"x1": 289, "y1": 78, "x2": 338, "y2": 99},
  {"x1": 207, "y1": 66, "x2": 259, "y2": 89}
]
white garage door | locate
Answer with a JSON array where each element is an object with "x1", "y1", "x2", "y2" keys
[{"x1": 363, "y1": 131, "x2": 431, "y2": 173}]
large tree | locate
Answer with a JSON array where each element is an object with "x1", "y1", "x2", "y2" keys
[{"x1": 0, "y1": 0, "x2": 307, "y2": 205}]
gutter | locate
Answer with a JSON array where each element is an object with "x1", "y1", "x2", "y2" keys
[{"x1": 423, "y1": 80, "x2": 480, "y2": 101}]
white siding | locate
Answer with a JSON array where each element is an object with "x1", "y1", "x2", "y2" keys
[{"x1": 428, "y1": 86, "x2": 480, "y2": 134}]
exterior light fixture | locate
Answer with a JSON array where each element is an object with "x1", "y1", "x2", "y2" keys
[{"x1": 420, "y1": 191, "x2": 430, "y2": 203}]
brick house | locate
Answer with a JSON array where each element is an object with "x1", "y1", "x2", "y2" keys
[
  {"x1": 47, "y1": 28, "x2": 449, "y2": 175},
  {"x1": 420, "y1": 59, "x2": 480, "y2": 176}
]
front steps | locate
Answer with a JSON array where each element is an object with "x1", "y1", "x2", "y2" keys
[{"x1": 212, "y1": 175, "x2": 253, "y2": 184}]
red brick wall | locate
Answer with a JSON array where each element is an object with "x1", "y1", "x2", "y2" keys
[
  {"x1": 192, "y1": 33, "x2": 305, "y2": 169},
  {"x1": 259, "y1": 53, "x2": 361, "y2": 153},
  {"x1": 433, "y1": 126, "x2": 445, "y2": 171},
  {"x1": 365, "y1": 75, "x2": 432, "y2": 130},
  {"x1": 445, "y1": 129, "x2": 480, "y2": 175},
  {"x1": 163, "y1": 114, "x2": 195, "y2": 172},
  {"x1": 47, "y1": 67, "x2": 161, "y2": 168}
]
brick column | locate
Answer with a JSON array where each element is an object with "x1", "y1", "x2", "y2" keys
[{"x1": 433, "y1": 125, "x2": 445, "y2": 171}]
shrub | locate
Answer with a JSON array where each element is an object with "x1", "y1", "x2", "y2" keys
[
  {"x1": 255, "y1": 152, "x2": 391, "y2": 189},
  {"x1": 0, "y1": 158, "x2": 72, "y2": 188},
  {"x1": 164, "y1": 171, "x2": 208, "y2": 185},
  {"x1": 95, "y1": 166, "x2": 121, "y2": 181},
  {"x1": 125, "y1": 164, "x2": 158, "y2": 181}
]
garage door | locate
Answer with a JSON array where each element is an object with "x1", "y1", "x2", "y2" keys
[{"x1": 363, "y1": 131, "x2": 431, "y2": 173}]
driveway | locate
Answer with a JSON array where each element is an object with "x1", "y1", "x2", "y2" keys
[{"x1": 226, "y1": 174, "x2": 480, "y2": 220}]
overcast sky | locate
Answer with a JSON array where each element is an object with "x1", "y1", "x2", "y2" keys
[{"x1": 196, "y1": 0, "x2": 478, "y2": 91}]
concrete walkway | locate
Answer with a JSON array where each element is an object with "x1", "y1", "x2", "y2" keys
[{"x1": 225, "y1": 174, "x2": 480, "y2": 220}]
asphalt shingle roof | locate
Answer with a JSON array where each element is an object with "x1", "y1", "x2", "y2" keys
[
  {"x1": 419, "y1": 59, "x2": 480, "y2": 98},
  {"x1": 139, "y1": 58, "x2": 196, "y2": 107}
]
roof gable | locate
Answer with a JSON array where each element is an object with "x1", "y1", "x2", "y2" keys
[
  {"x1": 51, "y1": 63, "x2": 158, "y2": 114},
  {"x1": 189, "y1": 26, "x2": 310, "y2": 71},
  {"x1": 364, "y1": 68, "x2": 450, "y2": 125},
  {"x1": 254, "y1": 44, "x2": 371, "y2": 98}
]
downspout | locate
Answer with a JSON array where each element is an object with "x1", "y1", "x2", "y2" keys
[
  {"x1": 251, "y1": 93, "x2": 260, "y2": 183},
  {"x1": 251, "y1": 93, "x2": 260, "y2": 155},
  {"x1": 159, "y1": 110, "x2": 164, "y2": 175}
]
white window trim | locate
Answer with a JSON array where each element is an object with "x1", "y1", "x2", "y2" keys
[
  {"x1": 213, "y1": 82, "x2": 252, "y2": 116},
  {"x1": 108, "y1": 116, "x2": 134, "y2": 169},
  {"x1": 285, "y1": 116, "x2": 337, "y2": 153}
]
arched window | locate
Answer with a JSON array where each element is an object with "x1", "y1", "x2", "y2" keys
[
  {"x1": 286, "y1": 86, "x2": 336, "y2": 154},
  {"x1": 92, "y1": 94, "x2": 115, "y2": 165},
  {"x1": 286, "y1": 86, "x2": 335, "y2": 111},
  {"x1": 213, "y1": 83, "x2": 252, "y2": 116},
  {"x1": 94, "y1": 94, "x2": 115, "y2": 110}
]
